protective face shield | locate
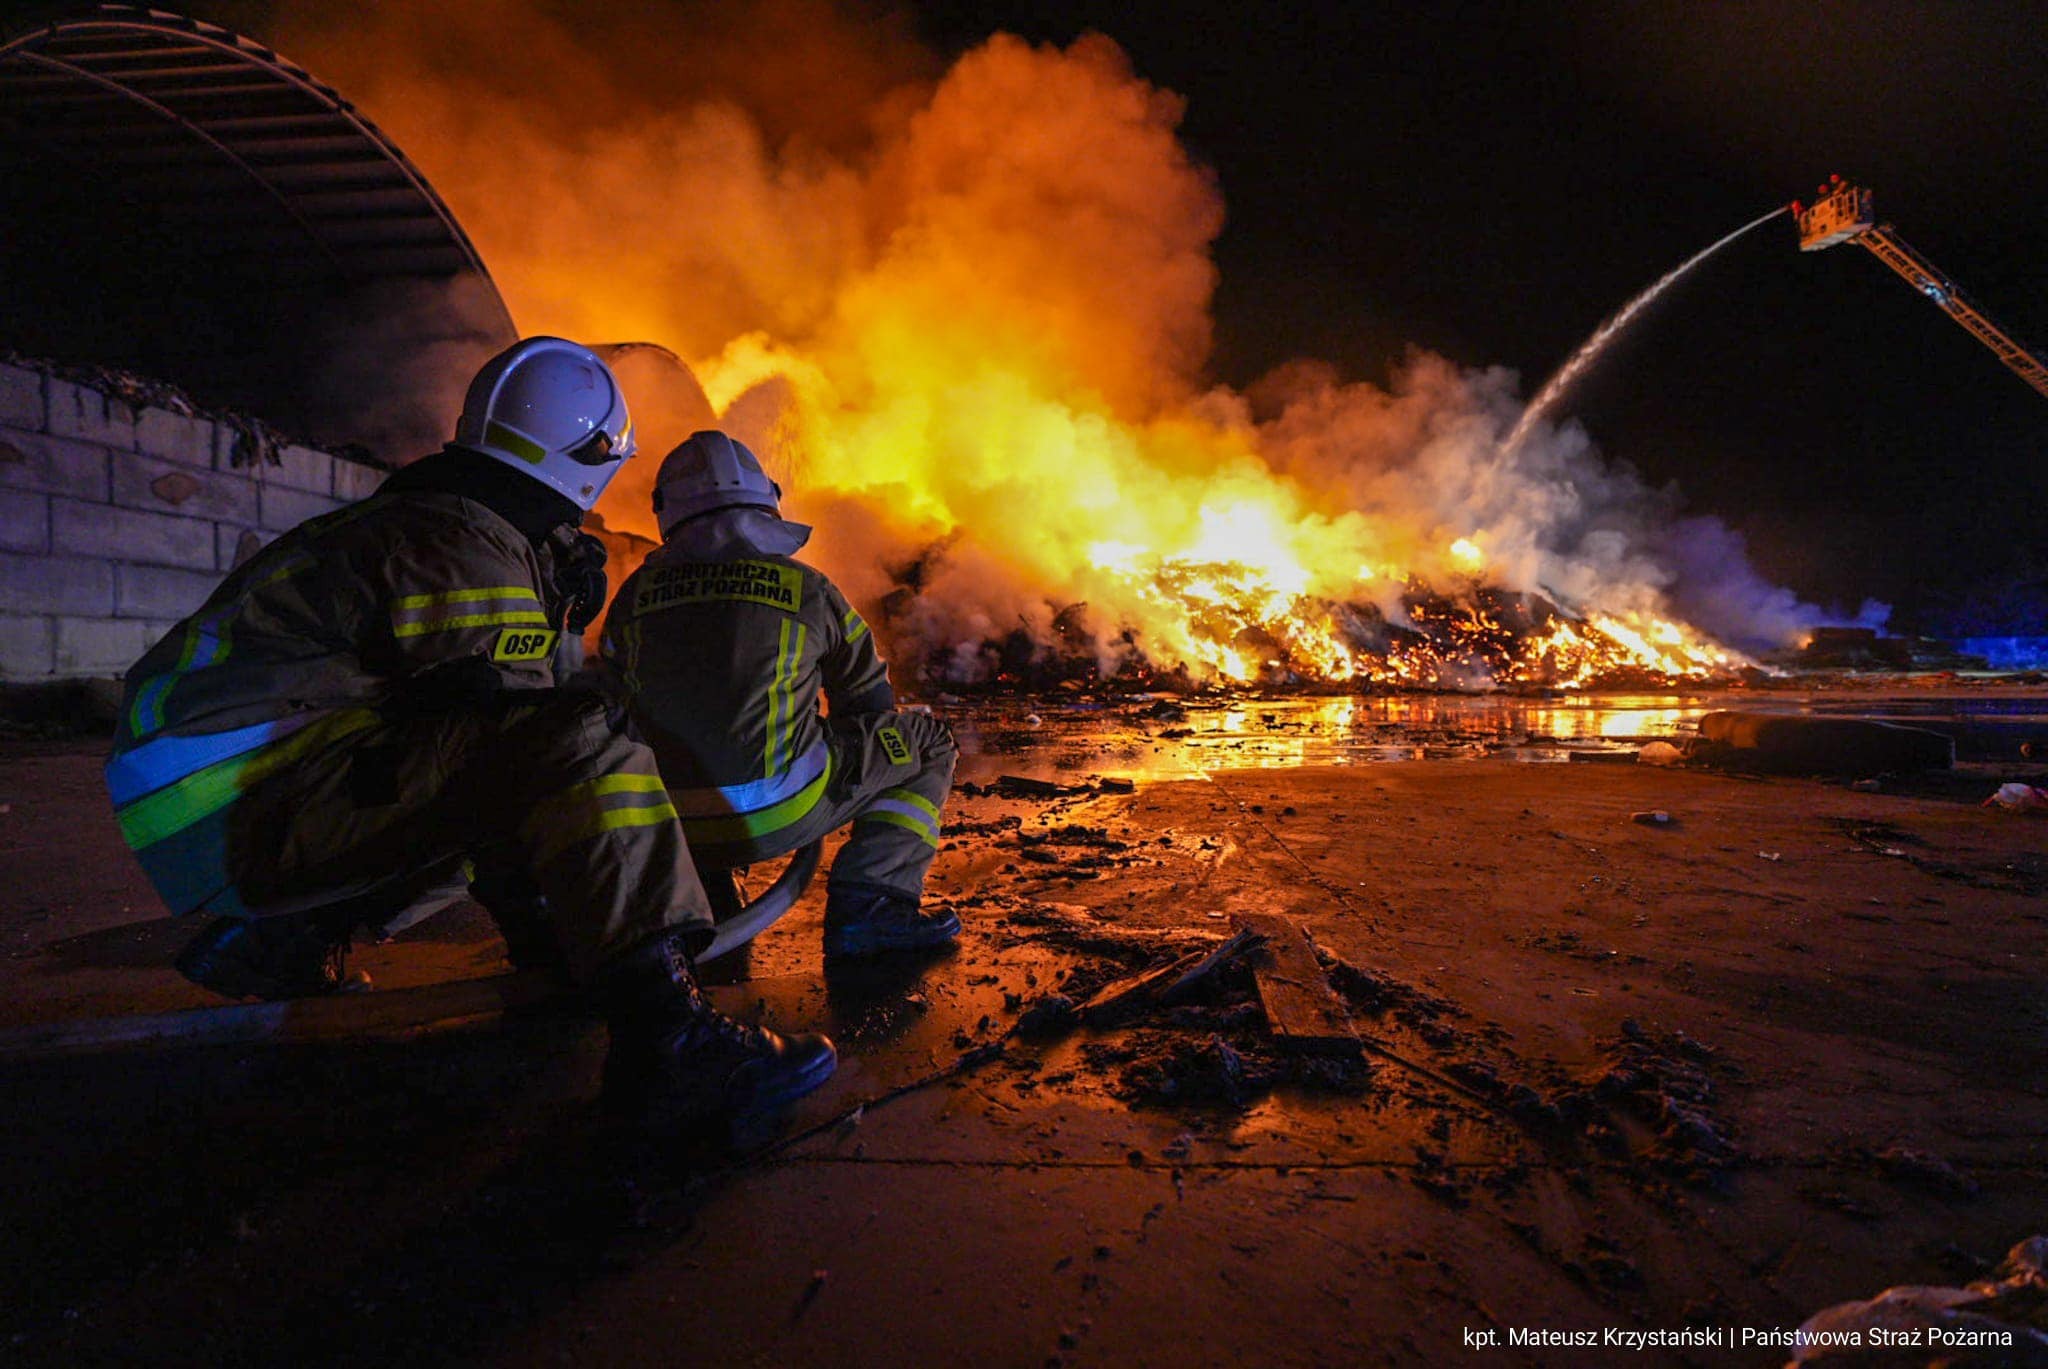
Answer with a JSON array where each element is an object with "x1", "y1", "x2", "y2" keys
[
  {"x1": 453, "y1": 337, "x2": 637, "y2": 511},
  {"x1": 652, "y1": 430, "x2": 782, "y2": 539}
]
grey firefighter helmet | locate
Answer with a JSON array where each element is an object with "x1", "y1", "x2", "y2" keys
[
  {"x1": 652, "y1": 430, "x2": 783, "y2": 539},
  {"x1": 453, "y1": 337, "x2": 637, "y2": 511}
]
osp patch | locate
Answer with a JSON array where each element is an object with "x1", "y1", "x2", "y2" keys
[
  {"x1": 877, "y1": 726, "x2": 913, "y2": 765},
  {"x1": 491, "y1": 626, "x2": 558, "y2": 662}
]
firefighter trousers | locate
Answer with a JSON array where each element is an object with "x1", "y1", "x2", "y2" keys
[
  {"x1": 135, "y1": 692, "x2": 715, "y2": 982},
  {"x1": 682, "y1": 710, "x2": 956, "y2": 906}
]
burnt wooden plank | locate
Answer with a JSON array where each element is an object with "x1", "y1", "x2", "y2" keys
[
  {"x1": 1077, "y1": 927, "x2": 1261, "y2": 1026},
  {"x1": 1234, "y1": 912, "x2": 1359, "y2": 1056},
  {"x1": 1078, "y1": 948, "x2": 1206, "y2": 1025},
  {"x1": 1158, "y1": 927, "x2": 1261, "y2": 1006}
]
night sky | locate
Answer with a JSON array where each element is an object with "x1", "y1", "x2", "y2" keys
[
  {"x1": 118, "y1": 2, "x2": 2048, "y2": 632},
  {"x1": 918, "y1": 2, "x2": 2048, "y2": 632}
]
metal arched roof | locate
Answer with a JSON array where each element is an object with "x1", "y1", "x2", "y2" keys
[
  {"x1": 0, "y1": 3, "x2": 514, "y2": 310},
  {"x1": 0, "y1": 4, "x2": 516, "y2": 449}
]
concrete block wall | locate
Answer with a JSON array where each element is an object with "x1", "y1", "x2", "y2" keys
[{"x1": 0, "y1": 362, "x2": 390, "y2": 682}]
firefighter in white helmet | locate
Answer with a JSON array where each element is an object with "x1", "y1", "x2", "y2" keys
[
  {"x1": 106, "y1": 339, "x2": 835, "y2": 1138},
  {"x1": 601, "y1": 430, "x2": 960, "y2": 957}
]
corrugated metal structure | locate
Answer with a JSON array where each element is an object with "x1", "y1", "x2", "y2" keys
[{"x1": 0, "y1": 3, "x2": 516, "y2": 455}]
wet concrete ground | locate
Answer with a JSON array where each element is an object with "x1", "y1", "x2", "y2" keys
[
  {"x1": 942, "y1": 682, "x2": 2048, "y2": 780},
  {"x1": 2, "y1": 686, "x2": 2045, "y2": 1366}
]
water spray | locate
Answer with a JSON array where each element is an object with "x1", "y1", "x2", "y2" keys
[{"x1": 1504, "y1": 205, "x2": 1791, "y2": 454}]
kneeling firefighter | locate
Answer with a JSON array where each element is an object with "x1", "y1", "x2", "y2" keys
[
  {"x1": 600, "y1": 431, "x2": 959, "y2": 956},
  {"x1": 104, "y1": 339, "x2": 834, "y2": 1134}
]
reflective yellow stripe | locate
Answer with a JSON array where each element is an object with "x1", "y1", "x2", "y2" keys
[
  {"x1": 131, "y1": 618, "x2": 204, "y2": 737},
  {"x1": 532, "y1": 801, "x2": 678, "y2": 867},
  {"x1": 588, "y1": 773, "x2": 668, "y2": 796},
  {"x1": 856, "y1": 809, "x2": 940, "y2": 848},
  {"x1": 680, "y1": 754, "x2": 833, "y2": 845},
  {"x1": 844, "y1": 607, "x2": 869, "y2": 643},
  {"x1": 880, "y1": 785, "x2": 938, "y2": 820},
  {"x1": 523, "y1": 772, "x2": 677, "y2": 866},
  {"x1": 115, "y1": 709, "x2": 380, "y2": 850},
  {"x1": 781, "y1": 622, "x2": 808, "y2": 772},
  {"x1": 764, "y1": 617, "x2": 793, "y2": 776},
  {"x1": 130, "y1": 551, "x2": 313, "y2": 738},
  {"x1": 393, "y1": 586, "x2": 541, "y2": 609},
  {"x1": 484, "y1": 422, "x2": 547, "y2": 465},
  {"x1": 393, "y1": 609, "x2": 549, "y2": 639}
]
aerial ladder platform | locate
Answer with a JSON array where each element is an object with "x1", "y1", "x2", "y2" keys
[{"x1": 1794, "y1": 176, "x2": 2048, "y2": 400}]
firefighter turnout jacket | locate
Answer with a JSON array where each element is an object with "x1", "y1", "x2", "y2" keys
[
  {"x1": 105, "y1": 475, "x2": 712, "y2": 979},
  {"x1": 602, "y1": 546, "x2": 954, "y2": 899}
]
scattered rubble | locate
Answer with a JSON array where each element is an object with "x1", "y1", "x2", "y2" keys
[
  {"x1": 986, "y1": 912, "x2": 1387, "y2": 1109},
  {"x1": 1013, "y1": 994, "x2": 1080, "y2": 1039},
  {"x1": 1539, "y1": 1020, "x2": 1741, "y2": 1182},
  {"x1": 946, "y1": 814, "x2": 1024, "y2": 837},
  {"x1": 1098, "y1": 1032, "x2": 1268, "y2": 1106}
]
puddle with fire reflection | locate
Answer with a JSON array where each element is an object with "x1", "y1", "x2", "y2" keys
[{"x1": 946, "y1": 687, "x2": 2048, "y2": 786}]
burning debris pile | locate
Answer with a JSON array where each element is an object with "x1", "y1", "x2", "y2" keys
[
  {"x1": 276, "y1": 3, "x2": 1871, "y2": 693},
  {"x1": 888, "y1": 580, "x2": 1750, "y2": 694}
]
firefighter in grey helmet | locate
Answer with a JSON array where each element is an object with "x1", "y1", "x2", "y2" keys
[
  {"x1": 601, "y1": 430, "x2": 960, "y2": 957},
  {"x1": 105, "y1": 340, "x2": 835, "y2": 1138}
]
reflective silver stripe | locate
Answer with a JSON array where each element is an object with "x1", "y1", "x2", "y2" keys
[
  {"x1": 866, "y1": 795, "x2": 939, "y2": 838},
  {"x1": 391, "y1": 586, "x2": 546, "y2": 639},
  {"x1": 668, "y1": 740, "x2": 829, "y2": 818}
]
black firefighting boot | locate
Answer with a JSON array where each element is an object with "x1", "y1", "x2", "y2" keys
[
  {"x1": 597, "y1": 932, "x2": 837, "y2": 1139},
  {"x1": 822, "y1": 883, "x2": 961, "y2": 959},
  {"x1": 173, "y1": 909, "x2": 368, "y2": 1000}
]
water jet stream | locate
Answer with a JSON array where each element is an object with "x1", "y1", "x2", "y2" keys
[{"x1": 1505, "y1": 205, "x2": 1789, "y2": 453}]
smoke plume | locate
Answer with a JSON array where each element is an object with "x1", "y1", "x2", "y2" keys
[{"x1": 272, "y1": 0, "x2": 1852, "y2": 683}]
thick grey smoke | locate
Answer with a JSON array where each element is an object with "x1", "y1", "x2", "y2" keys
[
  {"x1": 1250, "y1": 351, "x2": 1886, "y2": 655},
  {"x1": 1655, "y1": 516, "x2": 1889, "y2": 651}
]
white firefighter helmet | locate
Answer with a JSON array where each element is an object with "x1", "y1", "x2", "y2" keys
[
  {"x1": 453, "y1": 337, "x2": 637, "y2": 510},
  {"x1": 653, "y1": 430, "x2": 782, "y2": 538}
]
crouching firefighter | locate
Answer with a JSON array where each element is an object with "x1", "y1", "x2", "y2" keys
[
  {"x1": 601, "y1": 431, "x2": 959, "y2": 957},
  {"x1": 104, "y1": 339, "x2": 835, "y2": 1135}
]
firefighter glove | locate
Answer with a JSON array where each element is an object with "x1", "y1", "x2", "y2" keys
[{"x1": 556, "y1": 532, "x2": 609, "y2": 635}]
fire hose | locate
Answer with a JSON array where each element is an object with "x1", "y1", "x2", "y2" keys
[{"x1": 694, "y1": 838, "x2": 825, "y2": 963}]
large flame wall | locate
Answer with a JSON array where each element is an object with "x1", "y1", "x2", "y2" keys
[{"x1": 276, "y1": 1, "x2": 1848, "y2": 687}]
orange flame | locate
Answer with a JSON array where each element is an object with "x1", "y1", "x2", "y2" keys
[{"x1": 279, "y1": 3, "x2": 1757, "y2": 690}]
